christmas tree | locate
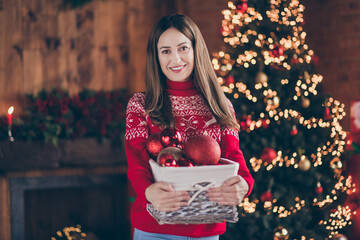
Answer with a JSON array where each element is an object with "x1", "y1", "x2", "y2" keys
[{"x1": 212, "y1": 1, "x2": 357, "y2": 239}]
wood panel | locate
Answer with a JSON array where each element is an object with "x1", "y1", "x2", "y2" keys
[{"x1": 0, "y1": 177, "x2": 11, "y2": 240}]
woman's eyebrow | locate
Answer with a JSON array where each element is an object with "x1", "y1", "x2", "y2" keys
[{"x1": 159, "y1": 42, "x2": 189, "y2": 50}]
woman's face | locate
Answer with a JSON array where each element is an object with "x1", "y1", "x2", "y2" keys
[{"x1": 157, "y1": 28, "x2": 194, "y2": 82}]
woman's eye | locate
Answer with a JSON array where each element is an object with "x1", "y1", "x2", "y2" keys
[
  {"x1": 180, "y1": 46, "x2": 188, "y2": 51},
  {"x1": 161, "y1": 49, "x2": 170, "y2": 54}
]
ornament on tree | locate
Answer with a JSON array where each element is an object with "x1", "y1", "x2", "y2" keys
[
  {"x1": 224, "y1": 75, "x2": 235, "y2": 85},
  {"x1": 301, "y1": 97, "x2": 310, "y2": 108},
  {"x1": 270, "y1": 44, "x2": 284, "y2": 58},
  {"x1": 324, "y1": 107, "x2": 331, "y2": 121},
  {"x1": 183, "y1": 134, "x2": 221, "y2": 165},
  {"x1": 315, "y1": 182, "x2": 323, "y2": 194},
  {"x1": 146, "y1": 132, "x2": 164, "y2": 158},
  {"x1": 262, "y1": 118, "x2": 269, "y2": 129},
  {"x1": 160, "y1": 128, "x2": 182, "y2": 147},
  {"x1": 261, "y1": 147, "x2": 277, "y2": 163},
  {"x1": 312, "y1": 55, "x2": 320, "y2": 66},
  {"x1": 290, "y1": 55, "x2": 299, "y2": 64},
  {"x1": 332, "y1": 234, "x2": 348, "y2": 240},
  {"x1": 235, "y1": 0, "x2": 248, "y2": 14},
  {"x1": 330, "y1": 157, "x2": 343, "y2": 175},
  {"x1": 345, "y1": 133, "x2": 354, "y2": 151},
  {"x1": 290, "y1": 125, "x2": 298, "y2": 136},
  {"x1": 298, "y1": 157, "x2": 311, "y2": 171},
  {"x1": 255, "y1": 71, "x2": 268, "y2": 84},
  {"x1": 260, "y1": 190, "x2": 273, "y2": 202},
  {"x1": 273, "y1": 226, "x2": 289, "y2": 240}
]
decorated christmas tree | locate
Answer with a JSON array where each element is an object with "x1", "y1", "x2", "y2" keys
[{"x1": 212, "y1": 1, "x2": 357, "y2": 239}]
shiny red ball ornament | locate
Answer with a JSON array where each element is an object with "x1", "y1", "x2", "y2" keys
[
  {"x1": 262, "y1": 119, "x2": 269, "y2": 129},
  {"x1": 315, "y1": 183, "x2": 323, "y2": 194},
  {"x1": 224, "y1": 75, "x2": 235, "y2": 85},
  {"x1": 290, "y1": 126, "x2": 298, "y2": 136},
  {"x1": 183, "y1": 135, "x2": 221, "y2": 165},
  {"x1": 157, "y1": 146, "x2": 184, "y2": 164},
  {"x1": 324, "y1": 107, "x2": 331, "y2": 121},
  {"x1": 260, "y1": 190, "x2": 273, "y2": 202},
  {"x1": 261, "y1": 147, "x2": 277, "y2": 163},
  {"x1": 270, "y1": 45, "x2": 284, "y2": 58},
  {"x1": 160, "y1": 128, "x2": 182, "y2": 147},
  {"x1": 235, "y1": 0, "x2": 248, "y2": 14},
  {"x1": 145, "y1": 132, "x2": 163, "y2": 158}
]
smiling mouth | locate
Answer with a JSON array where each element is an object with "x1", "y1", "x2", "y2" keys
[{"x1": 170, "y1": 65, "x2": 185, "y2": 72}]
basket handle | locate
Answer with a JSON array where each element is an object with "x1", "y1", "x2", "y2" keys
[{"x1": 187, "y1": 182, "x2": 216, "y2": 205}]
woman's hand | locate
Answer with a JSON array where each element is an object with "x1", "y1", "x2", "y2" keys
[
  {"x1": 206, "y1": 175, "x2": 249, "y2": 206},
  {"x1": 145, "y1": 182, "x2": 190, "y2": 212}
]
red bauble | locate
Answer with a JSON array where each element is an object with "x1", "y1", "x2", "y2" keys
[
  {"x1": 224, "y1": 75, "x2": 235, "y2": 85},
  {"x1": 315, "y1": 184, "x2": 323, "y2": 194},
  {"x1": 160, "y1": 128, "x2": 182, "y2": 147},
  {"x1": 157, "y1": 146, "x2": 184, "y2": 164},
  {"x1": 235, "y1": 0, "x2": 248, "y2": 14},
  {"x1": 261, "y1": 147, "x2": 277, "y2": 163},
  {"x1": 290, "y1": 126, "x2": 298, "y2": 136},
  {"x1": 177, "y1": 157, "x2": 195, "y2": 167},
  {"x1": 324, "y1": 107, "x2": 331, "y2": 121},
  {"x1": 146, "y1": 132, "x2": 163, "y2": 158},
  {"x1": 260, "y1": 190, "x2": 273, "y2": 202},
  {"x1": 183, "y1": 135, "x2": 221, "y2": 165},
  {"x1": 262, "y1": 119, "x2": 269, "y2": 129},
  {"x1": 270, "y1": 45, "x2": 284, "y2": 58}
]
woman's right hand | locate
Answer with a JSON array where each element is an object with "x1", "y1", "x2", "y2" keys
[{"x1": 145, "y1": 182, "x2": 190, "y2": 212}]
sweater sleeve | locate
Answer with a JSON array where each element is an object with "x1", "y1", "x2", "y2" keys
[
  {"x1": 220, "y1": 101, "x2": 254, "y2": 197},
  {"x1": 125, "y1": 93, "x2": 154, "y2": 198}
]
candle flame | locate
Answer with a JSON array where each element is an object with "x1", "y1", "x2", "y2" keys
[{"x1": 8, "y1": 106, "x2": 14, "y2": 115}]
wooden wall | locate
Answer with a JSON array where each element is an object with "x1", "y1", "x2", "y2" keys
[{"x1": 0, "y1": 0, "x2": 182, "y2": 115}]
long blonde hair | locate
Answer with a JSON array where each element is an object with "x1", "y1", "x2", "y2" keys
[{"x1": 144, "y1": 14, "x2": 239, "y2": 131}]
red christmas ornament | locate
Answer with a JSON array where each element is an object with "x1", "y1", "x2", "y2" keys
[
  {"x1": 312, "y1": 55, "x2": 319, "y2": 66},
  {"x1": 235, "y1": 0, "x2": 248, "y2": 14},
  {"x1": 183, "y1": 135, "x2": 221, "y2": 165},
  {"x1": 315, "y1": 183, "x2": 323, "y2": 194},
  {"x1": 157, "y1": 146, "x2": 184, "y2": 164},
  {"x1": 270, "y1": 45, "x2": 284, "y2": 58},
  {"x1": 146, "y1": 132, "x2": 164, "y2": 158},
  {"x1": 290, "y1": 56, "x2": 299, "y2": 64},
  {"x1": 261, "y1": 147, "x2": 277, "y2": 163},
  {"x1": 160, "y1": 128, "x2": 182, "y2": 147},
  {"x1": 158, "y1": 153, "x2": 175, "y2": 166},
  {"x1": 224, "y1": 75, "x2": 235, "y2": 85},
  {"x1": 262, "y1": 119, "x2": 269, "y2": 129},
  {"x1": 260, "y1": 190, "x2": 273, "y2": 202},
  {"x1": 324, "y1": 107, "x2": 331, "y2": 121},
  {"x1": 290, "y1": 126, "x2": 298, "y2": 136}
]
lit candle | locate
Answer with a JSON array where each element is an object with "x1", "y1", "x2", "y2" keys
[{"x1": 7, "y1": 106, "x2": 14, "y2": 126}]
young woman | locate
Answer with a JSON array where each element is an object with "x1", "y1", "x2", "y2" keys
[{"x1": 125, "y1": 14, "x2": 254, "y2": 240}]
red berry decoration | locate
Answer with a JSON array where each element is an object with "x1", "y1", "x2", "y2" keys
[
  {"x1": 160, "y1": 127, "x2": 182, "y2": 147},
  {"x1": 146, "y1": 132, "x2": 164, "y2": 158},
  {"x1": 235, "y1": 0, "x2": 248, "y2": 14},
  {"x1": 270, "y1": 45, "x2": 284, "y2": 58},
  {"x1": 183, "y1": 135, "x2": 221, "y2": 165},
  {"x1": 260, "y1": 190, "x2": 273, "y2": 202},
  {"x1": 261, "y1": 147, "x2": 277, "y2": 163}
]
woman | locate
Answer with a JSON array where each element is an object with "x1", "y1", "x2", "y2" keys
[{"x1": 125, "y1": 14, "x2": 254, "y2": 240}]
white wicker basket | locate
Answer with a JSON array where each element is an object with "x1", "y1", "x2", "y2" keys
[{"x1": 147, "y1": 158, "x2": 240, "y2": 224}]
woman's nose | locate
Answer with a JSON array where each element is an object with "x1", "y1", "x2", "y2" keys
[{"x1": 171, "y1": 52, "x2": 181, "y2": 63}]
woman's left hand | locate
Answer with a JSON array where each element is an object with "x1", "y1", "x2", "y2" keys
[{"x1": 206, "y1": 175, "x2": 249, "y2": 206}]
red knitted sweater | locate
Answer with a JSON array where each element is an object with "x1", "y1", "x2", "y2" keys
[{"x1": 125, "y1": 79, "x2": 254, "y2": 237}]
